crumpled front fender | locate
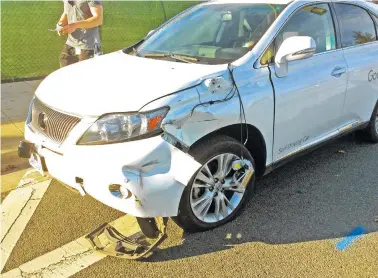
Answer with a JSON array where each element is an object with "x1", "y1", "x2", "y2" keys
[{"x1": 106, "y1": 137, "x2": 202, "y2": 217}]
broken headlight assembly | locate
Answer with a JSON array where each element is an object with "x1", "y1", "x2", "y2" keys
[{"x1": 78, "y1": 107, "x2": 169, "y2": 145}]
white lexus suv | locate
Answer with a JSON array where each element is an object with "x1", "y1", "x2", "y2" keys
[{"x1": 19, "y1": 0, "x2": 378, "y2": 235}]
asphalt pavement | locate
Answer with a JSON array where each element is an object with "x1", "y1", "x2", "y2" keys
[{"x1": 2, "y1": 132, "x2": 378, "y2": 277}]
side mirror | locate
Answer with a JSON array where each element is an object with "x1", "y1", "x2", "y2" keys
[
  {"x1": 147, "y1": 29, "x2": 155, "y2": 37},
  {"x1": 275, "y1": 36, "x2": 316, "y2": 77}
]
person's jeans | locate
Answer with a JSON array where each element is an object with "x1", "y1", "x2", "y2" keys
[{"x1": 59, "y1": 44, "x2": 94, "y2": 67}]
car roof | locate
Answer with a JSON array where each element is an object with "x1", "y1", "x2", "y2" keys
[
  {"x1": 207, "y1": 0, "x2": 377, "y2": 14},
  {"x1": 208, "y1": 0, "x2": 293, "y2": 4},
  {"x1": 209, "y1": 0, "x2": 374, "y2": 5}
]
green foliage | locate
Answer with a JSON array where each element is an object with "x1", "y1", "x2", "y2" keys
[{"x1": 1, "y1": 1, "x2": 198, "y2": 80}]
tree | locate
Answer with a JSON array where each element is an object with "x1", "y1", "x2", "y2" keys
[{"x1": 353, "y1": 31, "x2": 375, "y2": 44}]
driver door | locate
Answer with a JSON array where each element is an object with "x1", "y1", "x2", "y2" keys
[{"x1": 269, "y1": 3, "x2": 348, "y2": 162}]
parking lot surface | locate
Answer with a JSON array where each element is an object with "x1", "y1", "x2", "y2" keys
[{"x1": 2, "y1": 132, "x2": 377, "y2": 277}]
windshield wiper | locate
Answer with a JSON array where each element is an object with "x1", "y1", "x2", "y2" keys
[{"x1": 144, "y1": 53, "x2": 199, "y2": 63}]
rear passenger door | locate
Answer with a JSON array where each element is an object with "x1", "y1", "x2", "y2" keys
[{"x1": 333, "y1": 3, "x2": 378, "y2": 124}]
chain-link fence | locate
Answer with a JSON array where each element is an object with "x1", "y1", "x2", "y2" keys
[{"x1": 1, "y1": 1, "x2": 199, "y2": 81}]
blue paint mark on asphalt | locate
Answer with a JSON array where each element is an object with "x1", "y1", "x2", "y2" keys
[{"x1": 336, "y1": 226, "x2": 366, "y2": 251}]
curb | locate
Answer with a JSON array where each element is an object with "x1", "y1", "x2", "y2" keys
[{"x1": 1, "y1": 76, "x2": 45, "y2": 84}]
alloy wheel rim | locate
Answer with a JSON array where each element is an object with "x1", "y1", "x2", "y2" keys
[{"x1": 189, "y1": 153, "x2": 252, "y2": 223}]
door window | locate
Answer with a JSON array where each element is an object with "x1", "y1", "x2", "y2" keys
[
  {"x1": 276, "y1": 4, "x2": 336, "y2": 54},
  {"x1": 261, "y1": 3, "x2": 336, "y2": 65},
  {"x1": 334, "y1": 4, "x2": 377, "y2": 47}
]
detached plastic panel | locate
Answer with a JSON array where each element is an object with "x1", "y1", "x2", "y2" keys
[{"x1": 86, "y1": 217, "x2": 168, "y2": 260}]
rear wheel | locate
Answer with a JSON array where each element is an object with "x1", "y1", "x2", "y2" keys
[
  {"x1": 173, "y1": 135, "x2": 256, "y2": 233},
  {"x1": 359, "y1": 101, "x2": 378, "y2": 143}
]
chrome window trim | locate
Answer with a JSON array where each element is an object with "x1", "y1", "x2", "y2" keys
[
  {"x1": 257, "y1": 47, "x2": 344, "y2": 69},
  {"x1": 341, "y1": 40, "x2": 378, "y2": 51}
]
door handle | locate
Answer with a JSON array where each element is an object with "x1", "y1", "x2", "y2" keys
[{"x1": 331, "y1": 67, "x2": 347, "y2": 77}]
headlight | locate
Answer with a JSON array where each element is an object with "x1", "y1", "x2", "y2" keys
[{"x1": 78, "y1": 107, "x2": 169, "y2": 145}]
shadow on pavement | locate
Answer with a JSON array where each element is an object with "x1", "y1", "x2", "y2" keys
[
  {"x1": 1, "y1": 151, "x2": 30, "y2": 175},
  {"x1": 146, "y1": 134, "x2": 378, "y2": 262},
  {"x1": 1, "y1": 131, "x2": 27, "y2": 174},
  {"x1": 1, "y1": 135, "x2": 30, "y2": 199}
]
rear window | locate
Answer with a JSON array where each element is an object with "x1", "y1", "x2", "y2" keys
[{"x1": 334, "y1": 3, "x2": 377, "y2": 47}]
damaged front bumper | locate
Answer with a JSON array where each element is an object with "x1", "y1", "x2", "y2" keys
[
  {"x1": 86, "y1": 217, "x2": 168, "y2": 260},
  {"x1": 24, "y1": 125, "x2": 201, "y2": 218}
]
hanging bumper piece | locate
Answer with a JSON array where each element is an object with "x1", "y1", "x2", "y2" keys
[{"x1": 86, "y1": 217, "x2": 168, "y2": 260}]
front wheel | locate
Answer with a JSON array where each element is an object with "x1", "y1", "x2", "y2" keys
[{"x1": 173, "y1": 135, "x2": 256, "y2": 233}]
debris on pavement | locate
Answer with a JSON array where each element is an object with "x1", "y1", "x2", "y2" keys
[
  {"x1": 86, "y1": 217, "x2": 168, "y2": 259},
  {"x1": 1, "y1": 164, "x2": 17, "y2": 173}
]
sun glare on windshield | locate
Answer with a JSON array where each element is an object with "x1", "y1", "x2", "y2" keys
[{"x1": 136, "y1": 3, "x2": 287, "y2": 64}]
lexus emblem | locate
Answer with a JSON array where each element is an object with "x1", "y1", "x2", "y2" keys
[{"x1": 38, "y1": 112, "x2": 48, "y2": 130}]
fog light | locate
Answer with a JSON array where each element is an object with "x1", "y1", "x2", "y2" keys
[
  {"x1": 109, "y1": 184, "x2": 132, "y2": 199},
  {"x1": 109, "y1": 184, "x2": 121, "y2": 197}
]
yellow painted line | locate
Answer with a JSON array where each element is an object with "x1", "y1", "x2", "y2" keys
[
  {"x1": 1, "y1": 122, "x2": 24, "y2": 139},
  {"x1": 1, "y1": 169, "x2": 32, "y2": 196}
]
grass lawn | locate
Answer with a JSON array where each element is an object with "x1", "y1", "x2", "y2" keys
[{"x1": 1, "y1": 1, "x2": 198, "y2": 80}]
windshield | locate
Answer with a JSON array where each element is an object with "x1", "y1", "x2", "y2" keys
[{"x1": 134, "y1": 3, "x2": 287, "y2": 65}]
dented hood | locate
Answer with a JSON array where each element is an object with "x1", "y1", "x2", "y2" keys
[{"x1": 36, "y1": 51, "x2": 227, "y2": 117}]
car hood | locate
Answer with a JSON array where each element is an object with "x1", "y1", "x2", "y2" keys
[{"x1": 36, "y1": 51, "x2": 227, "y2": 117}]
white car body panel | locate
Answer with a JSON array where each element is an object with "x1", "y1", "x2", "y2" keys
[
  {"x1": 342, "y1": 42, "x2": 378, "y2": 123},
  {"x1": 25, "y1": 125, "x2": 201, "y2": 217},
  {"x1": 36, "y1": 51, "x2": 227, "y2": 116},
  {"x1": 272, "y1": 49, "x2": 349, "y2": 160},
  {"x1": 23, "y1": 0, "x2": 378, "y2": 217}
]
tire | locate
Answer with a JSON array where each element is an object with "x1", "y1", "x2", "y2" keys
[
  {"x1": 173, "y1": 135, "x2": 256, "y2": 233},
  {"x1": 360, "y1": 101, "x2": 378, "y2": 143}
]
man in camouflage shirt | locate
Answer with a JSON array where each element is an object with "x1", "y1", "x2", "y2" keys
[{"x1": 57, "y1": 0, "x2": 103, "y2": 67}]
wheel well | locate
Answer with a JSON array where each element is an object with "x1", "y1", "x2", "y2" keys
[{"x1": 189, "y1": 124, "x2": 267, "y2": 177}]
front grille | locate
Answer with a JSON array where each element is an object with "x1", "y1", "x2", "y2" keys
[{"x1": 30, "y1": 98, "x2": 81, "y2": 144}]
